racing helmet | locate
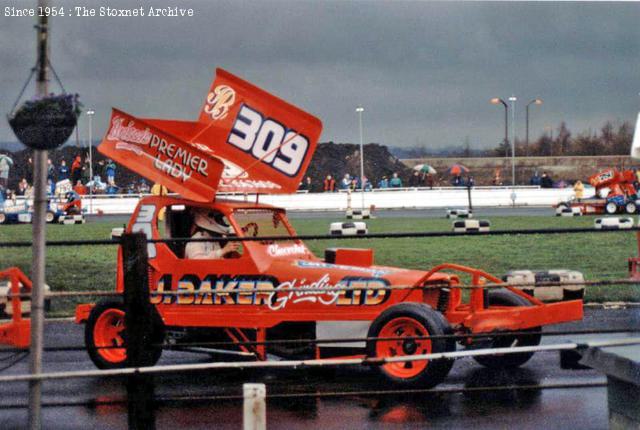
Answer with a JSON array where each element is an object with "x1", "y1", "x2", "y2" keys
[{"x1": 192, "y1": 208, "x2": 234, "y2": 235}]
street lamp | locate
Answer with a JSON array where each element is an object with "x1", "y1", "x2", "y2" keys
[
  {"x1": 525, "y1": 98, "x2": 543, "y2": 156},
  {"x1": 508, "y1": 95, "x2": 517, "y2": 186},
  {"x1": 86, "y1": 109, "x2": 95, "y2": 214},
  {"x1": 490, "y1": 97, "x2": 508, "y2": 184},
  {"x1": 356, "y1": 106, "x2": 365, "y2": 211}
]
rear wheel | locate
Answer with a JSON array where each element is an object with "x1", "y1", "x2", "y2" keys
[
  {"x1": 367, "y1": 303, "x2": 455, "y2": 388},
  {"x1": 605, "y1": 202, "x2": 618, "y2": 214},
  {"x1": 45, "y1": 211, "x2": 55, "y2": 223},
  {"x1": 625, "y1": 202, "x2": 637, "y2": 214},
  {"x1": 472, "y1": 291, "x2": 542, "y2": 369},
  {"x1": 85, "y1": 299, "x2": 164, "y2": 369}
]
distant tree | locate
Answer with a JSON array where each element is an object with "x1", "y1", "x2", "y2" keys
[
  {"x1": 554, "y1": 122, "x2": 572, "y2": 155},
  {"x1": 573, "y1": 131, "x2": 602, "y2": 155},
  {"x1": 612, "y1": 121, "x2": 633, "y2": 155}
]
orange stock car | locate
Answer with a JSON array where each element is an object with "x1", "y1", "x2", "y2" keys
[{"x1": 74, "y1": 69, "x2": 583, "y2": 387}]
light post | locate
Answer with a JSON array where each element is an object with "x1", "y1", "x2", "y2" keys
[
  {"x1": 508, "y1": 95, "x2": 517, "y2": 186},
  {"x1": 525, "y1": 98, "x2": 543, "y2": 156},
  {"x1": 490, "y1": 97, "x2": 508, "y2": 183},
  {"x1": 356, "y1": 106, "x2": 365, "y2": 211},
  {"x1": 86, "y1": 109, "x2": 95, "y2": 214}
]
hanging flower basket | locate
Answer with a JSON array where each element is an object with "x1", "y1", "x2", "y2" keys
[{"x1": 8, "y1": 94, "x2": 82, "y2": 150}]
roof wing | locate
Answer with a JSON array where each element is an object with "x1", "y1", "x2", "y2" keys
[
  {"x1": 193, "y1": 68, "x2": 323, "y2": 194},
  {"x1": 98, "y1": 109, "x2": 224, "y2": 202}
]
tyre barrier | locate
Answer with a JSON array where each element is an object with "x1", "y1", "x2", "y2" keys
[
  {"x1": 346, "y1": 209, "x2": 371, "y2": 220},
  {"x1": 452, "y1": 219, "x2": 490, "y2": 233},
  {"x1": 446, "y1": 209, "x2": 472, "y2": 219},
  {"x1": 330, "y1": 222, "x2": 368, "y2": 236},
  {"x1": 556, "y1": 206, "x2": 582, "y2": 217},
  {"x1": 58, "y1": 215, "x2": 85, "y2": 225},
  {"x1": 594, "y1": 217, "x2": 634, "y2": 230},
  {"x1": 503, "y1": 269, "x2": 585, "y2": 301},
  {"x1": 0, "y1": 281, "x2": 51, "y2": 318}
]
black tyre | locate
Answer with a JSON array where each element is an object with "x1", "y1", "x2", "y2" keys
[
  {"x1": 472, "y1": 291, "x2": 542, "y2": 369},
  {"x1": 85, "y1": 299, "x2": 164, "y2": 369},
  {"x1": 625, "y1": 202, "x2": 637, "y2": 214},
  {"x1": 605, "y1": 202, "x2": 618, "y2": 214},
  {"x1": 367, "y1": 303, "x2": 455, "y2": 388}
]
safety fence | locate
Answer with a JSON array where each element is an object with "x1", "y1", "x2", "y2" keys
[{"x1": 0, "y1": 226, "x2": 638, "y2": 428}]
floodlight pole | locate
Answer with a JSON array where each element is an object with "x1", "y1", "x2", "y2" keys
[
  {"x1": 356, "y1": 106, "x2": 365, "y2": 211},
  {"x1": 508, "y1": 96, "x2": 517, "y2": 186},
  {"x1": 29, "y1": 1, "x2": 49, "y2": 428},
  {"x1": 87, "y1": 109, "x2": 95, "y2": 214}
]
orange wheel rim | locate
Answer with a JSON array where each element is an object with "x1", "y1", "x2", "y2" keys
[
  {"x1": 93, "y1": 309, "x2": 126, "y2": 363},
  {"x1": 376, "y1": 317, "x2": 432, "y2": 379}
]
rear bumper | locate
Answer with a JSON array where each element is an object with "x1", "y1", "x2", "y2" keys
[
  {"x1": 75, "y1": 303, "x2": 94, "y2": 323},
  {"x1": 451, "y1": 299, "x2": 584, "y2": 333}
]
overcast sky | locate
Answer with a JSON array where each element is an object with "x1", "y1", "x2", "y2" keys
[{"x1": 1, "y1": 0, "x2": 639, "y2": 150}]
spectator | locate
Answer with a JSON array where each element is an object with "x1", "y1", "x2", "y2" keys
[
  {"x1": 452, "y1": 175, "x2": 463, "y2": 186},
  {"x1": 106, "y1": 159, "x2": 117, "y2": 184},
  {"x1": 340, "y1": 174, "x2": 351, "y2": 190},
  {"x1": 126, "y1": 182, "x2": 136, "y2": 195},
  {"x1": 323, "y1": 175, "x2": 335, "y2": 192},
  {"x1": 47, "y1": 178, "x2": 55, "y2": 196},
  {"x1": 540, "y1": 171, "x2": 554, "y2": 188},
  {"x1": 73, "y1": 180, "x2": 87, "y2": 196},
  {"x1": 298, "y1": 176, "x2": 312, "y2": 192},
  {"x1": 26, "y1": 157, "x2": 33, "y2": 184},
  {"x1": 0, "y1": 152, "x2": 13, "y2": 189},
  {"x1": 425, "y1": 173, "x2": 434, "y2": 189},
  {"x1": 350, "y1": 177, "x2": 359, "y2": 191},
  {"x1": 492, "y1": 168, "x2": 502, "y2": 186},
  {"x1": 574, "y1": 180, "x2": 584, "y2": 200},
  {"x1": 81, "y1": 159, "x2": 91, "y2": 184},
  {"x1": 106, "y1": 183, "x2": 119, "y2": 195},
  {"x1": 467, "y1": 176, "x2": 475, "y2": 188},
  {"x1": 58, "y1": 160, "x2": 69, "y2": 181},
  {"x1": 46, "y1": 158, "x2": 55, "y2": 182},
  {"x1": 409, "y1": 171, "x2": 421, "y2": 187},
  {"x1": 139, "y1": 179, "x2": 150, "y2": 194},
  {"x1": 389, "y1": 172, "x2": 402, "y2": 188},
  {"x1": 378, "y1": 176, "x2": 389, "y2": 189},
  {"x1": 362, "y1": 176, "x2": 372, "y2": 191},
  {"x1": 71, "y1": 155, "x2": 82, "y2": 185},
  {"x1": 530, "y1": 171, "x2": 542, "y2": 186},
  {"x1": 16, "y1": 178, "x2": 29, "y2": 196}
]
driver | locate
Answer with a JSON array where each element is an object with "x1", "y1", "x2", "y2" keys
[{"x1": 185, "y1": 208, "x2": 241, "y2": 259}]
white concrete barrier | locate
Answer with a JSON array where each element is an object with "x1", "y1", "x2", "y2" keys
[{"x1": 76, "y1": 186, "x2": 581, "y2": 215}]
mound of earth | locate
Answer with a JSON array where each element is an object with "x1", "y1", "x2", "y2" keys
[{"x1": 306, "y1": 142, "x2": 413, "y2": 191}]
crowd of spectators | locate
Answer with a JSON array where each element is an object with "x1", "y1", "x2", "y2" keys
[{"x1": 0, "y1": 152, "x2": 153, "y2": 201}]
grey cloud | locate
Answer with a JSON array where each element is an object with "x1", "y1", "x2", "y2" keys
[{"x1": 0, "y1": 0, "x2": 638, "y2": 150}]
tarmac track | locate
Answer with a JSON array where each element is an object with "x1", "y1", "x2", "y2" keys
[{"x1": 0, "y1": 307, "x2": 637, "y2": 429}]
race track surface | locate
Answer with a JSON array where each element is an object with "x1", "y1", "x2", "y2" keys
[{"x1": 0, "y1": 307, "x2": 637, "y2": 429}]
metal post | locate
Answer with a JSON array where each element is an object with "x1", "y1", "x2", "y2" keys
[
  {"x1": 87, "y1": 110, "x2": 94, "y2": 215},
  {"x1": 243, "y1": 383, "x2": 266, "y2": 430},
  {"x1": 356, "y1": 106, "x2": 365, "y2": 211},
  {"x1": 29, "y1": 2, "x2": 49, "y2": 428},
  {"x1": 525, "y1": 103, "x2": 529, "y2": 157},
  {"x1": 490, "y1": 98, "x2": 508, "y2": 185},
  {"x1": 122, "y1": 232, "x2": 156, "y2": 429},
  {"x1": 508, "y1": 96, "x2": 517, "y2": 186}
]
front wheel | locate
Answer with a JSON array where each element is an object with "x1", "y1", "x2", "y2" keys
[
  {"x1": 45, "y1": 211, "x2": 55, "y2": 223},
  {"x1": 625, "y1": 202, "x2": 637, "y2": 214},
  {"x1": 605, "y1": 202, "x2": 618, "y2": 214},
  {"x1": 85, "y1": 299, "x2": 164, "y2": 369},
  {"x1": 367, "y1": 303, "x2": 455, "y2": 388},
  {"x1": 472, "y1": 291, "x2": 542, "y2": 369}
]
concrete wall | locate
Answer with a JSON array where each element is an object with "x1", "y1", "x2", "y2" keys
[
  {"x1": 79, "y1": 187, "x2": 580, "y2": 215},
  {"x1": 401, "y1": 155, "x2": 634, "y2": 185}
]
